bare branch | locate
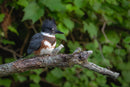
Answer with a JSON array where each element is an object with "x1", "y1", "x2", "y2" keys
[
  {"x1": 20, "y1": 30, "x2": 31, "y2": 55},
  {"x1": 101, "y1": 22, "x2": 112, "y2": 43},
  {"x1": 0, "y1": 45, "x2": 119, "y2": 79},
  {"x1": 0, "y1": 45, "x2": 21, "y2": 58},
  {"x1": 81, "y1": 62, "x2": 119, "y2": 79}
]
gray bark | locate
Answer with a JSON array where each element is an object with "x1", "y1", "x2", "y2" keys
[{"x1": 0, "y1": 45, "x2": 119, "y2": 79}]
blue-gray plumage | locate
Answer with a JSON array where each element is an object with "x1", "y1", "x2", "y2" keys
[
  {"x1": 27, "y1": 19, "x2": 64, "y2": 55},
  {"x1": 27, "y1": 33, "x2": 43, "y2": 55}
]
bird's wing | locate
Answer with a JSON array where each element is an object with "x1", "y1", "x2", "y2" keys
[{"x1": 27, "y1": 33, "x2": 43, "y2": 54}]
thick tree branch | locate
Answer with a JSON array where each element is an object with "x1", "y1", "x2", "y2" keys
[{"x1": 0, "y1": 45, "x2": 119, "y2": 79}]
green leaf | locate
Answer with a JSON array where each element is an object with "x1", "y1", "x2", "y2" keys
[
  {"x1": 63, "y1": 18, "x2": 74, "y2": 31},
  {"x1": 0, "y1": 0, "x2": 4, "y2": 4},
  {"x1": 30, "y1": 83, "x2": 40, "y2": 87},
  {"x1": 84, "y1": 71, "x2": 95, "y2": 80},
  {"x1": 1, "y1": 39, "x2": 15, "y2": 45},
  {"x1": 16, "y1": 75, "x2": 27, "y2": 82},
  {"x1": 124, "y1": 44, "x2": 130, "y2": 51},
  {"x1": 0, "y1": 79, "x2": 11, "y2": 87},
  {"x1": 103, "y1": 45, "x2": 113, "y2": 54},
  {"x1": 46, "y1": 73, "x2": 56, "y2": 83},
  {"x1": 40, "y1": 0, "x2": 65, "y2": 12},
  {"x1": 68, "y1": 41, "x2": 80, "y2": 53},
  {"x1": 57, "y1": 23, "x2": 69, "y2": 35},
  {"x1": 123, "y1": 36, "x2": 130, "y2": 43},
  {"x1": 66, "y1": 4, "x2": 74, "y2": 12},
  {"x1": 31, "y1": 69, "x2": 43, "y2": 75},
  {"x1": 51, "y1": 68, "x2": 63, "y2": 78},
  {"x1": 30, "y1": 74, "x2": 41, "y2": 83},
  {"x1": 0, "y1": 14, "x2": 5, "y2": 22},
  {"x1": 96, "y1": 74, "x2": 106, "y2": 86},
  {"x1": 85, "y1": 42, "x2": 96, "y2": 50},
  {"x1": 100, "y1": 30, "x2": 120, "y2": 45},
  {"x1": 74, "y1": 0, "x2": 84, "y2": 8},
  {"x1": 83, "y1": 21, "x2": 98, "y2": 38},
  {"x1": 56, "y1": 34, "x2": 67, "y2": 41},
  {"x1": 106, "y1": 0, "x2": 118, "y2": 5},
  {"x1": 74, "y1": 8, "x2": 85, "y2": 17},
  {"x1": 46, "y1": 71, "x2": 62, "y2": 84},
  {"x1": 103, "y1": 59, "x2": 111, "y2": 67},
  {"x1": 8, "y1": 26, "x2": 19, "y2": 35},
  {"x1": 107, "y1": 31, "x2": 120, "y2": 45},
  {"x1": 22, "y1": 1, "x2": 44, "y2": 23},
  {"x1": 122, "y1": 71, "x2": 130, "y2": 83},
  {"x1": 92, "y1": 2, "x2": 101, "y2": 12},
  {"x1": 94, "y1": 40, "x2": 99, "y2": 49},
  {"x1": 64, "y1": 82, "x2": 71, "y2": 87},
  {"x1": 115, "y1": 49, "x2": 126, "y2": 57},
  {"x1": 17, "y1": 0, "x2": 28, "y2": 7},
  {"x1": 88, "y1": 0, "x2": 97, "y2": 6},
  {"x1": 5, "y1": 58, "x2": 15, "y2": 63}
]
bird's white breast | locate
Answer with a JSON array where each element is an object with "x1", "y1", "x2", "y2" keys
[{"x1": 40, "y1": 40, "x2": 56, "y2": 55}]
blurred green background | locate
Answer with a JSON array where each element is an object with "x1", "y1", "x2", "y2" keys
[{"x1": 0, "y1": 0, "x2": 130, "y2": 87}]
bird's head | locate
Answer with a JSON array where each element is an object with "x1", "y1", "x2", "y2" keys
[{"x1": 41, "y1": 19, "x2": 64, "y2": 35}]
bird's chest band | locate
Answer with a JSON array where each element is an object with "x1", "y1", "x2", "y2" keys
[
  {"x1": 34, "y1": 37, "x2": 56, "y2": 55},
  {"x1": 42, "y1": 40, "x2": 56, "y2": 48},
  {"x1": 39, "y1": 40, "x2": 56, "y2": 55}
]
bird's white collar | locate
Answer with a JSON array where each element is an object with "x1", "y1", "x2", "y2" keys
[{"x1": 41, "y1": 32, "x2": 55, "y2": 37}]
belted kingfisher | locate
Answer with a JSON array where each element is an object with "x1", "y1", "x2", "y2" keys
[{"x1": 27, "y1": 19, "x2": 64, "y2": 55}]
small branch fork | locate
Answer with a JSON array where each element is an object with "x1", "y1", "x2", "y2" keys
[{"x1": 0, "y1": 44, "x2": 119, "y2": 79}]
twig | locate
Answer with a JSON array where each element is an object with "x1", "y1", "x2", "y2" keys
[
  {"x1": 41, "y1": 78, "x2": 58, "y2": 87},
  {"x1": 97, "y1": 39, "x2": 105, "y2": 60},
  {"x1": 0, "y1": 45, "x2": 21, "y2": 58},
  {"x1": 0, "y1": 45, "x2": 119, "y2": 79},
  {"x1": 101, "y1": 22, "x2": 112, "y2": 43},
  {"x1": 31, "y1": 22, "x2": 37, "y2": 33},
  {"x1": 70, "y1": 32, "x2": 75, "y2": 42},
  {"x1": 20, "y1": 30, "x2": 31, "y2": 55},
  {"x1": 39, "y1": 18, "x2": 43, "y2": 25},
  {"x1": 97, "y1": 41, "x2": 110, "y2": 68},
  {"x1": 9, "y1": 7, "x2": 14, "y2": 15},
  {"x1": 24, "y1": 22, "x2": 37, "y2": 33}
]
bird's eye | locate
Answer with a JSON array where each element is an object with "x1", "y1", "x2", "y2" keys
[{"x1": 52, "y1": 28, "x2": 54, "y2": 31}]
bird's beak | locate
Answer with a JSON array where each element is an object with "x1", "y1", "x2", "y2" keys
[{"x1": 55, "y1": 30, "x2": 64, "y2": 34}]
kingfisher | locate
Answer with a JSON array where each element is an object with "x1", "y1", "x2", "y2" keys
[{"x1": 27, "y1": 19, "x2": 64, "y2": 55}]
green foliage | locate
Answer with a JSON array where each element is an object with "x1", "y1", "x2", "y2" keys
[
  {"x1": 30, "y1": 83, "x2": 40, "y2": 87},
  {"x1": 124, "y1": 36, "x2": 130, "y2": 44},
  {"x1": 57, "y1": 23, "x2": 69, "y2": 36},
  {"x1": 83, "y1": 21, "x2": 98, "y2": 39},
  {"x1": 40, "y1": 0, "x2": 65, "y2": 12},
  {"x1": 63, "y1": 18, "x2": 74, "y2": 31},
  {"x1": 29, "y1": 69, "x2": 43, "y2": 84},
  {"x1": 22, "y1": 1, "x2": 44, "y2": 23},
  {"x1": 0, "y1": 79, "x2": 11, "y2": 87},
  {"x1": 17, "y1": 0, "x2": 28, "y2": 7},
  {"x1": 0, "y1": 0, "x2": 130, "y2": 87},
  {"x1": 30, "y1": 74, "x2": 41, "y2": 83},
  {"x1": 1, "y1": 39, "x2": 15, "y2": 45},
  {"x1": 103, "y1": 45, "x2": 113, "y2": 54},
  {"x1": 56, "y1": 34, "x2": 67, "y2": 41},
  {"x1": 8, "y1": 26, "x2": 19, "y2": 35},
  {"x1": 68, "y1": 41, "x2": 81, "y2": 53},
  {"x1": 0, "y1": 13, "x2": 5, "y2": 22}
]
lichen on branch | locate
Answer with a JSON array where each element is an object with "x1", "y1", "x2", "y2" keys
[{"x1": 0, "y1": 44, "x2": 119, "y2": 79}]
